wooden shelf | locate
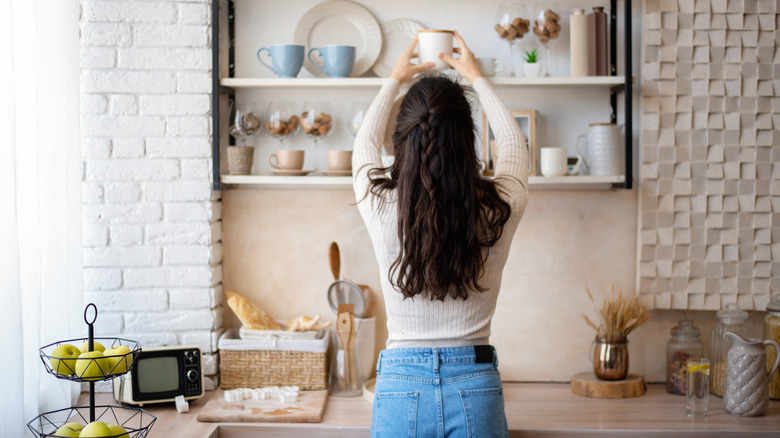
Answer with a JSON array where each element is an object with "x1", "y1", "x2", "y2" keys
[
  {"x1": 221, "y1": 174, "x2": 626, "y2": 190},
  {"x1": 528, "y1": 174, "x2": 626, "y2": 190},
  {"x1": 220, "y1": 76, "x2": 627, "y2": 89},
  {"x1": 221, "y1": 174, "x2": 353, "y2": 189}
]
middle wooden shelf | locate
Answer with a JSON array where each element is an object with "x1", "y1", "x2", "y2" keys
[{"x1": 221, "y1": 174, "x2": 626, "y2": 190}]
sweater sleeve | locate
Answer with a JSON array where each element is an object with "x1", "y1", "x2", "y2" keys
[
  {"x1": 352, "y1": 78, "x2": 401, "y2": 218},
  {"x1": 472, "y1": 77, "x2": 529, "y2": 211}
]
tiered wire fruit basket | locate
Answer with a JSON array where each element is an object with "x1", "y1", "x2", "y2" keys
[{"x1": 27, "y1": 303, "x2": 156, "y2": 437}]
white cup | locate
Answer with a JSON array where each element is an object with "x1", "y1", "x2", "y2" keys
[
  {"x1": 476, "y1": 58, "x2": 505, "y2": 77},
  {"x1": 540, "y1": 147, "x2": 568, "y2": 177},
  {"x1": 418, "y1": 30, "x2": 453, "y2": 70}
]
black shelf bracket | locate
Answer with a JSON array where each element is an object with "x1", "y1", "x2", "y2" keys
[
  {"x1": 211, "y1": 0, "x2": 221, "y2": 191},
  {"x1": 623, "y1": 0, "x2": 633, "y2": 189},
  {"x1": 211, "y1": 0, "x2": 238, "y2": 191},
  {"x1": 608, "y1": 0, "x2": 633, "y2": 189}
]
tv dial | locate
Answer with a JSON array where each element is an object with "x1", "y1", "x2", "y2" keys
[
  {"x1": 184, "y1": 350, "x2": 199, "y2": 364},
  {"x1": 187, "y1": 369, "x2": 199, "y2": 382}
]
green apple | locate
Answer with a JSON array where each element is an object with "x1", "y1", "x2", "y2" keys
[
  {"x1": 107, "y1": 424, "x2": 129, "y2": 438},
  {"x1": 104, "y1": 345, "x2": 132, "y2": 375},
  {"x1": 75, "y1": 351, "x2": 109, "y2": 381},
  {"x1": 79, "y1": 340, "x2": 106, "y2": 353},
  {"x1": 80, "y1": 421, "x2": 112, "y2": 437},
  {"x1": 49, "y1": 343, "x2": 80, "y2": 376},
  {"x1": 53, "y1": 421, "x2": 84, "y2": 437}
]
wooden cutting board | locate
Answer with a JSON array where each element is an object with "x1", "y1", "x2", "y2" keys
[
  {"x1": 571, "y1": 372, "x2": 646, "y2": 399},
  {"x1": 197, "y1": 389, "x2": 328, "y2": 423}
]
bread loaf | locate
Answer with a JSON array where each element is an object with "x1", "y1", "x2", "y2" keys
[{"x1": 224, "y1": 290, "x2": 281, "y2": 330}]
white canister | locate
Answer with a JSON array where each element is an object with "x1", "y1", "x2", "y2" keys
[
  {"x1": 418, "y1": 30, "x2": 453, "y2": 70},
  {"x1": 577, "y1": 123, "x2": 624, "y2": 176}
]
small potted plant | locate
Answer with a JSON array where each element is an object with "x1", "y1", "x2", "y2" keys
[
  {"x1": 583, "y1": 286, "x2": 648, "y2": 380},
  {"x1": 523, "y1": 48, "x2": 542, "y2": 78}
]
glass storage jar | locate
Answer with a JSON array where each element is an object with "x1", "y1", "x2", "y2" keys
[
  {"x1": 709, "y1": 303, "x2": 749, "y2": 397},
  {"x1": 666, "y1": 319, "x2": 704, "y2": 395},
  {"x1": 764, "y1": 294, "x2": 780, "y2": 400}
]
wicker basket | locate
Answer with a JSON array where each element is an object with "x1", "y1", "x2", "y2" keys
[
  {"x1": 219, "y1": 329, "x2": 329, "y2": 390},
  {"x1": 226, "y1": 146, "x2": 254, "y2": 175}
]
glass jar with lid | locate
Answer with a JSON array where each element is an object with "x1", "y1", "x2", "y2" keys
[
  {"x1": 764, "y1": 294, "x2": 780, "y2": 400},
  {"x1": 709, "y1": 303, "x2": 749, "y2": 397},
  {"x1": 666, "y1": 319, "x2": 704, "y2": 395}
]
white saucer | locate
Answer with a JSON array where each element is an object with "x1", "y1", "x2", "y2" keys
[
  {"x1": 270, "y1": 169, "x2": 313, "y2": 176},
  {"x1": 321, "y1": 170, "x2": 352, "y2": 176}
]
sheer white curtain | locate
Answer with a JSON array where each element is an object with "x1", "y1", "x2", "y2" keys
[{"x1": 1, "y1": 0, "x2": 83, "y2": 435}]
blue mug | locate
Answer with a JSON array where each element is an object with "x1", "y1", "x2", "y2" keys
[
  {"x1": 307, "y1": 45, "x2": 356, "y2": 78},
  {"x1": 257, "y1": 44, "x2": 305, "y2": 78}
]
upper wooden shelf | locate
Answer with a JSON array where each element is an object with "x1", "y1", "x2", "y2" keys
[{"x1": 220, "y1": 76, "x2": 628, "y2": 89}]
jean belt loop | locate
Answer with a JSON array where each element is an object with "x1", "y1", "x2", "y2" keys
[
  {"x1": 376, "y1": 351, "x2": 383, "y2": 375},
  {"x1": 492, "y1": 346, "x2": 499, "y2": 369},
  {"x1": 432, "y1": 348, "x2": 440, "y2": 373}
]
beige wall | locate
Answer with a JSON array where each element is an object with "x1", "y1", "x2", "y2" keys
[
  {"x1": 221, "y1": 187, "x2": 767, "y2": 382},
  {"x1": 220, "y1": 0, "x2": 774, "y2": 383}
]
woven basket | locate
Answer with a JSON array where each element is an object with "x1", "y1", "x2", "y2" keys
[
  {"x1": 220, "y1": 349, "x2": 327, "y2": 390},
  {"x1": 219, "y1": 329, "x2": 329, "y2": 390},
  {"x1": 226, "y1": 146, "x2": 254, "y2": 175}
]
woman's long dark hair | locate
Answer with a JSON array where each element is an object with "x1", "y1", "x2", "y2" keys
[{"x1": 367, "y1": 74, "x2": 511, "y2": 301}]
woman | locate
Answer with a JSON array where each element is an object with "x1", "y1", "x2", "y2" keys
[{"x1": 353, "y1": 32, "x2": 528, "y2": 437}]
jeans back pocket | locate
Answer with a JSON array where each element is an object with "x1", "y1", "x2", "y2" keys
[
  {"x1": 372, "y1": 391, "x2": 419, "y2": 438},
  {"x1": 459, "y1": 387, "x2": 508, "y2": 438}
]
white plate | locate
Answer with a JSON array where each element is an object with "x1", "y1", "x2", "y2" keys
[
  {"x1": 372, "y1": 19, "x2": 425, "y2": 78},
  {"x1": 294, "y1": 0, "x2": 382, "y2": 78}
]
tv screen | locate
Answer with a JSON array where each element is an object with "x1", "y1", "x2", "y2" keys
[{"x1": 137, "y1": 357, "x2": 179, "y2": 393}]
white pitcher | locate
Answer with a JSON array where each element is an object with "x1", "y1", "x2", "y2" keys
[
  {"x1": 576, "y1": 123, "x2": 624, "y2": 176},
  {"x1": 724, "y1": 332, "x2": 780, "y2": 417}
]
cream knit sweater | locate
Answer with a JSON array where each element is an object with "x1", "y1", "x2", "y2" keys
[{"x1": 352, "y1": 77, "x2": 528, "y2": 349}]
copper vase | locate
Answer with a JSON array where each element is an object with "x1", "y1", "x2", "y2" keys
[{"x1": 593, "y1": 337, "x2": 628, "y2": 380}]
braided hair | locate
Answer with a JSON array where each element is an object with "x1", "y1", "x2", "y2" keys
[{"x1": 367, "y1": 74, "x2": 511, "y2": 301}]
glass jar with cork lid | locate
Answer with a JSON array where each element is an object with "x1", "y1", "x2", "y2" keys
[
  {"x1": 666, "y1": 319, "x2": 704, "y2": 395},
  {"x1": 763, "y1": 294, "x2": 780, "y2": 400},
  {"x1": 709, "y1": 303, "x2": 749, "y2": 397}
]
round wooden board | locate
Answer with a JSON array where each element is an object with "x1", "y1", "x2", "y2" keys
[{"x1": 571, "y1": 372, "x2": 646, "y2": 399}]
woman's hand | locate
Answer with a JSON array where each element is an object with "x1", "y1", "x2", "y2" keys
[
  {"x1": 390, "y1": 36, "x2": 435, "y2": 83},
  {"x1": 439, "y1": 31, "x2": 483, "y2": 84}
]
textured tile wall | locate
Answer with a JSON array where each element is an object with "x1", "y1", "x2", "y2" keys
[{"x1": 638, "y1": 0, "x2": 779, "y2": 310}]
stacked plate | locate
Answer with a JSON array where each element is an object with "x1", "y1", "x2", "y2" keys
[{"x1": 293, "y1": 0, "x2": 424, "y2": 78}]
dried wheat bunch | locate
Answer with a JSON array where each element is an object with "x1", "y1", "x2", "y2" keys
[{"x1": 583, "y1": 285, "x2": 648, "y2": 341}]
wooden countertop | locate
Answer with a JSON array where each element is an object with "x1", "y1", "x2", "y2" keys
[{"x1": 83, "y1": 383, "x2": 780, "y2": 437}]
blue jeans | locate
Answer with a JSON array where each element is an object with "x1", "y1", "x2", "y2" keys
[{"x1": 371, "y1": 346, "x2": 508, "y2": 438}]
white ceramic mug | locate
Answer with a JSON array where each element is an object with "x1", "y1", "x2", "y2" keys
[
  {"x1": 540, "y1": 147, "x2": 568, "y2": 177},
  {"x1": 476, "y1": 58, "x2": 505, "y2": 77},
  {"x1": 418, "y1": 30, "x2": 453, "y2": 70}
]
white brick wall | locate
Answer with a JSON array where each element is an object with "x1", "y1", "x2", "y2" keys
[{"x1": 80, "y1": 0, "x2": 222, "y2": 389}]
